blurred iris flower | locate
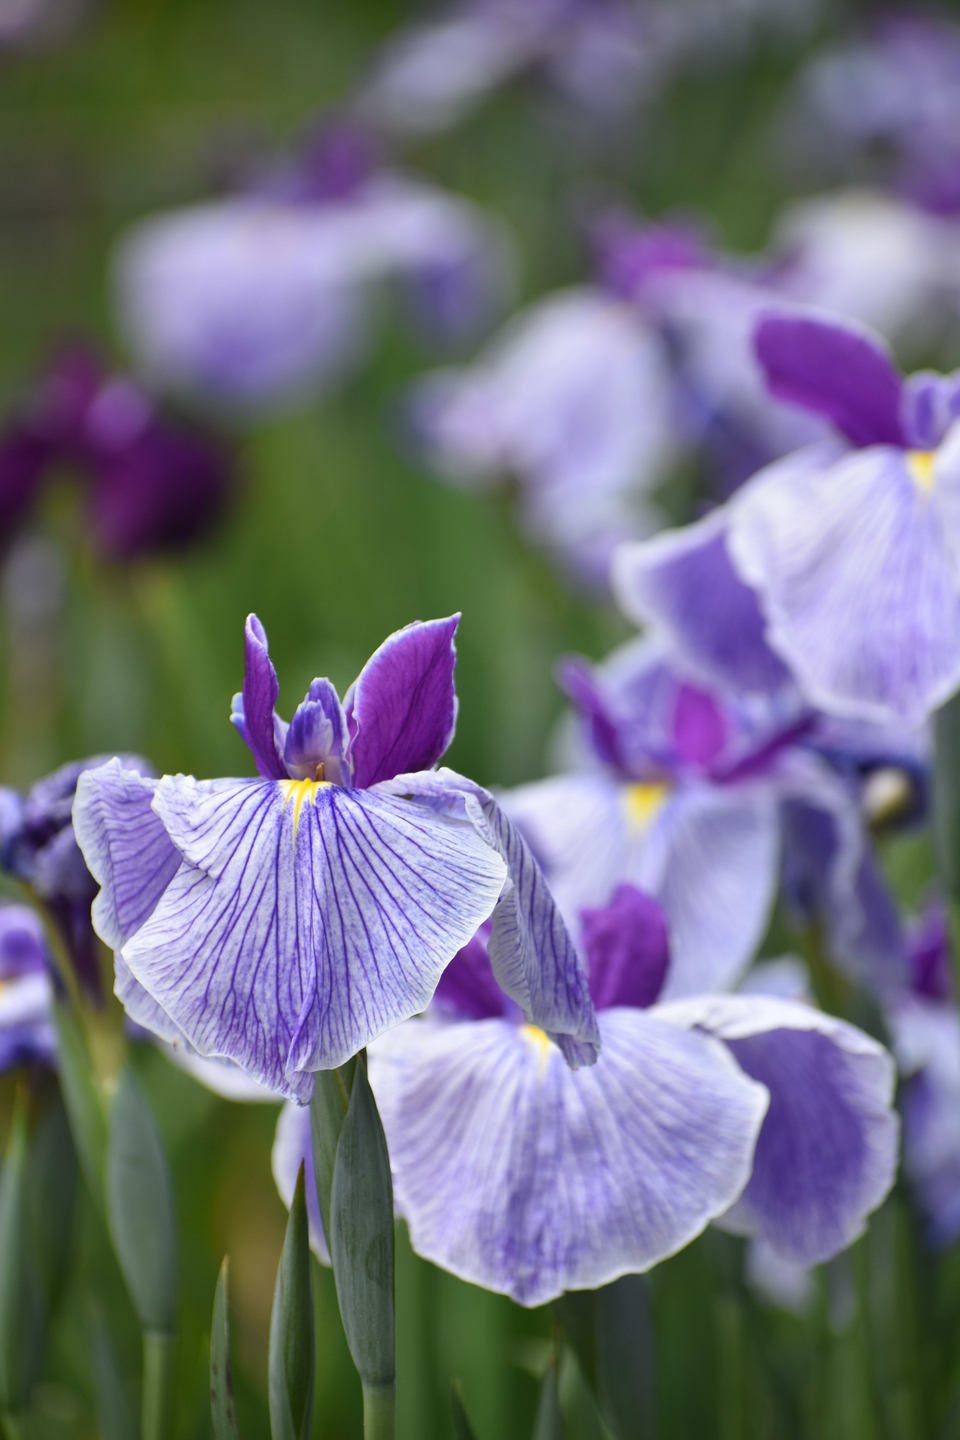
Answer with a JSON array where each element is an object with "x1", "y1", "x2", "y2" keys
[
  {"x1": 357, "y1": 891, "x2": 897, "y2": 1305},
  {"x1": 616, "y1": 311, "x2": 960, "y2": 727},
  {"x1": 0, "y1": 902, "x2": 57, "y2": 1072},
  {"x1": 0, "y1": 344, "x2": 231, "y2": 559},
  {"x1": 73, "y1": 613, "x2": 599, "y2": 1102},
  {"x1": 113, "y1": 124, "x2": 516, "y2": 414},
  {"x1": 0, "y1": 754, "x2": 153, "y2": 1001}
]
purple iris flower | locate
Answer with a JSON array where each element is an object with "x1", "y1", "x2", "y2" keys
[
  {"x1": 0, "y1": 344, "x2": 231, "y2": 559},
  {"x1": 114, "y1": 124, "x2": 515, "y2": 413},
  {"x1": 0, "y1": 754, "x2": 153, "y2": 1001},
  {"x1": 355, "y1": 895, "x2": 896, "y2": 1304},
  {"x1": 72, "y1": 613, "x2": 599, "y2": 1102},
  {"x1": 0, "y1": 902, "x2": 57, "y2": 1072},
  {"x1": 884, "y1": 904, "x2": 960, "y2": 1246},
  {"x1": 616, "y1": 310, "x2": 960, "y2": 727},
  {"x1": 500, "y1": 635, "x2": 798, "y2": 996}
]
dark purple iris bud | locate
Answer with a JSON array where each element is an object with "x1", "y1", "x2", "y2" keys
[
  {"x1": 0, "y1": 754, "x2": 153, "y2": 1001},
  {"x1": 580, "y1": 883, "x2": 670, "y2": 1010},
  {"x1": 0, "y1": 342, "x2": 232, "y2": 559},
  {"x1": 908, "y1": 904, "x2": 954, "y2": 1002},
  {"x1": 295, "y1": 122, "x2": 379, "y2": 203}
]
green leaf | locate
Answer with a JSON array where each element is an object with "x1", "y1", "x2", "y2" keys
[
  {"x1": 105, "y1": 1067, "x2": 177, "y2": 1333},
  {"x1": 269, "y1": 1163, "x2": 314, "y2": 1440},
  {"x1": 451, "y1": 1380, "x2": 479, "y2": 1440},
  {"x1": 91, "y1": 1310, "x2": 137, "y2": 1440},
  {"x1": 309, "y1": 1059, "x2": 354, "y2": 1252},
  {"x1": 211, "y1": 1257, "x2": 240, "y2": 1440},
  {"x1": 52, "y1": 999, "x2": 107, "y2": 1206},
  {"x1": 532, "y1": 1365, "x2": 563, "y2": 1440},
  {"x1": 556, "y1": 1276, "x2": 655, "y2": 1440},
  {"x1": 26, "y1": 1085, "x2": 78, "y2": 1312},
  {"x1": 0, "y1": 1097, "x2": 45, "y2": 1413},
  {"x1": 329, "y1": 1052, "x2": 395, "y2": 1391}
]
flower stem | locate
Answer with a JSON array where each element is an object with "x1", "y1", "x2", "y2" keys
[
  {"x1": 142, "y1": 1330, "x2": 175, "y2": 1440},
  {"x1": 362, "y1": 1382, "x2": 396, "y2": 1440}
]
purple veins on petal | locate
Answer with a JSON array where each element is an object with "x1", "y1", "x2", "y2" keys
[
  {"x1": 754, "y1": 311, "x2": 906, "y2": 448},
  {"x1": 345, "y1": 615, "x2": 460, "y2": 788}
]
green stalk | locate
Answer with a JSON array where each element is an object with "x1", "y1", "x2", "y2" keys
[
  {"x1": 362, "y1": 1382, "x2": 396, "y2": 1440},
  {"x1": 142, "y1": 1331, "x2": 175, "y2": 1440}
]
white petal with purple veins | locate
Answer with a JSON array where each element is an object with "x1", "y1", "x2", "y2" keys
[{"x1": 369, "y1": 1008, "x2": 767, "y2": 1306}]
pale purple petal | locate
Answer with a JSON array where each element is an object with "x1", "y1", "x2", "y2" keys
[
  {"x1": 730, "y1": 444, "x2": 960, "y2": 725},
  {"x1": 73, "y1": 759, "x2": 181, "y2": 950},
  {"x1": 612, "y1": 510, "x2": 793, "y2": 697},
  {"x1": 660, "y1": 994, "x2": 899, "y2": 1264},
  {"x1": 369, "y1": 1008, "x2": 768, "y2": 1306},
  {"x1": 0, "y1": 970, "x2": 56, "y2": 1071},
  {"x1": 0, "y1": 903, "x2": 52, "y2": 980},
  {"x1": 754, "y1": 312, "x2": 906, "y2": 448},
  {"x1": 272, "y1": 1100, "x2": 330, "y2": 1264},
  {"x1": 234, "y1": 614, "x2": 287, "y2": 780},
  {"x1": 376, "y1": 768, "x2": 600, "y2": 1066},
  {"x1": 346, "y1": 616, "x2": 459, "y2": 788},
  {"x1": 121, "y1": 775, "x2": 507, "y2": 1100}
]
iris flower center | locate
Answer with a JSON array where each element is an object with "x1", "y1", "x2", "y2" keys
[
  {"x1": 520, "y1": 1024, "x2": 554, "y2": 1075},
  {"x1": 907, "y1": 450, "x2": 936, "y2": 495},
  {"x1": 622, "y1": 781, "x2": 670, "y2": 835},
  {"x1": 280, "y1": 776, "x2": 331, "y2": 836}
]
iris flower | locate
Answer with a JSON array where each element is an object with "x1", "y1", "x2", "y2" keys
[
  {"x1": 616, "y1": 311, "x2": 960, "y2": 727},
  {"x1": 347, "y1": 894, "x2": 896, "y2": 1306},
  {"x1": 0, "y1": 902, "x2": 57, "y2": 1073},
  {"x1": 73, "y1": 613, "x2": 599, "y2": 1101}
]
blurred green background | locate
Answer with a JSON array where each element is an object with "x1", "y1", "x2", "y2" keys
[{"x1": 2, "y1": 1, "x2": 956, "y2": 1436}]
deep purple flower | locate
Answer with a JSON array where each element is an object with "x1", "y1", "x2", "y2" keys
[
  {"x1": 0, "y1": 344, "x2": 231, "y2": 559},
  {"x1": 73, "y1": 613, "x2": 599, "y2": 1101}
]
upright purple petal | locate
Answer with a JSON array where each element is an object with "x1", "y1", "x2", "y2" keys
[
  {"x1": 660, "y1": 995, "x2": 899, "y2": 1264},
  {"x1": 346, "y1": 616, "x2": 459, "y2": 788},
  {"x1": 672, "y1": 683, "x2": 727, "y2": 768},
  {"x1": 283, "y1": 678, "x2": 351, "y2": 784},
  {"x1": 369, "y1": 1008, "x2": 768, "y2": 1306},
  {"x1": 234, "y1": 614, "x2": 287, "y2": 780},
  {"x1": 754, "y1": 313, "x2": 906, "y2": 448},
  {"x1": 580, "y1": 884, "x2": 669, "y2": 1011}
]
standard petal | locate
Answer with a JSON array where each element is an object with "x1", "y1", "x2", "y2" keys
[
  {"x1": 611, "y1": 510, "x2": 794, "y2": 697},
  {"x1": 639, "y1": 783, "x2": 780, "y2": 999},
  {"x1": 345, "y1": 615, "x2": 460, "y2": 787},
  {"x1": 272, "y1": 1100, "x2": 330, "y2": 1264},
  {"x1": 659, "y1": 994, "x2": 899, "y2": 1265},
  {"x1": 73, "y1": 759, "x2": 181, "y2": 950},
  {"x1": 754, "y1": 312, "x2": 906, "y2": 448},
  {"x1": 369, "y1": 1008, "x2": 768, "y2": 1307},
  {"x1": 730, "y1": 445, "x2": 960, "y2": 725},
  {"x1": 235, "y1": 614, "x2": 287, "y2": 780},
  {"x1": 123, "y1": 776, "x2": 507, "y2": 1099},
  {"x1": 379, "y1": 768, "x2": 601, "y2": 1065}
]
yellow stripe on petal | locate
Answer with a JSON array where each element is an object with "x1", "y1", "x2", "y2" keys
[
  {"x1": 520, "y1": 1023, "x2": 554, "y2": 1079},
  {"x1": 622, "y1": 781, "x2": 670, "y2": 836},
  {"x1": 907, "y1": 450, "x2": 936, "y2": 495},
  {"x1": 280, "y1": 777, "x2": 330, "y2": 839}
]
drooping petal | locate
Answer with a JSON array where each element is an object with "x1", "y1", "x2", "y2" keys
[
  {"x1": 121, "y1": 775, "x2": 507, "y2": 1099},
  {"x1": 345, "y1": 616, "x2": 459, "y2": 788},
  {"x1": 234, "y1": 614, "x2": 287, "y2": 780},
  {"x1": 272, "y1": 1100, "x2": 330, "y2": 1264},
  {"x1": 369, "y1": 1008, "x2": 768, "y2": 1307},
  {"x1": 379, "y1": 768, "x2": 600, "y2": 1066},
  {"x1": 729, "y1": 444, "x2": 960, "y2": 725},
  {"x1": 73, "y1": 759, "x2": 181, "y2": 950},
  {"x1": 611, "y1": 509, "x2": 794, "y2": 697},
  {"x1": 659, "y1": 994, "x2": 899, "y2": 1265},
  {"x1": 637, "y1": 783, "x2": 780, "y2": 999},
  {"x1": 754, "y1": 312, "x2": 906, "y2": 448}
]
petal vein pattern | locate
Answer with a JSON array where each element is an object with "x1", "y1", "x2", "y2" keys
[{"x1": 120, "y1": 776, "x2": 507, "y2": 1099}]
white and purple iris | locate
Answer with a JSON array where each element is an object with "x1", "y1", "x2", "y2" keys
[
  {"x1": 72, "y1": 613, "x2": 599, "y2": 1102},
  {"x1": 273, "y1": 892, "x2": 898, "y2": 1305},
  {"x1": 615, "y1": 310, "x2": 960, "y2": 728},
  {"x1": 0, "y1": 902, "x2": 57, "y2": 1074}
]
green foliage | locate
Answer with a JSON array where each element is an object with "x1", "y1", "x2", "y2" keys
[
  {"x1": 269, "y1": 1165, "x2": 315, "y2": 1440},
  {"x1": 211, "y1": 1257, "x2": 241, "y2": 1440}
]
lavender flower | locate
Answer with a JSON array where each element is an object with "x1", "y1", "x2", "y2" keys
[
  {"x1": 0, "y1": 902, "x2": 56, "y2": 1072},
  {"x1": 72, "y1": 614, "x2": 599, "y2": 1102},
  {"x1": 355, "y1": 896, "x2": 896, "y2": 1304},
  {"x1": 114, "y1": 126, "x2": 515, "y2": 412},
  {"x1": 0, "y1": 345, "x2": 231, "y2": 559}
]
